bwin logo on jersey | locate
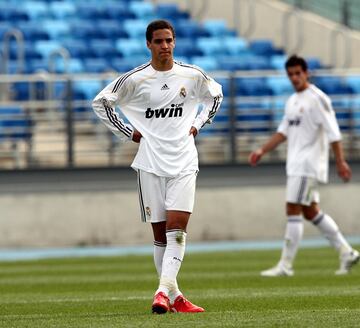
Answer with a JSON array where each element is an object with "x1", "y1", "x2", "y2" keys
[
  {"x1": 288, "y1": 117, "x2": 301, "y2": 126},
  {"x1": 145, "y1": 103, "x2": 184, "y2": 119}
]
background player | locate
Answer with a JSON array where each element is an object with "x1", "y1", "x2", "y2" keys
[
  {"x1": 249, "y1": 55, "x2": 359, "y2": 276},
  {"x1": 92, "y1": 20, "x2": 223, "y2": 312}
]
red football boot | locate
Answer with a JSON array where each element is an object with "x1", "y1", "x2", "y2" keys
[
  {"x1": 152, "y1": 292, "x2": 170, "y2": 314},
  {"x1": 170, "y1": 295, "x2": 205, "y2": 313}
]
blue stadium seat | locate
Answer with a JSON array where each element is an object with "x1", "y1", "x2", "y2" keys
[
  {"x1": 217, "y1": 55, "x2": 270, "y2": 71},
  {"x1": 27, "y1": 59, "x2": 50, "y2": 73},
  {"x1": 22, "y1": 2, "x2": 49, "y2": 20},
  {"x1": 70, "y1": 20, "x2": 103, "y2": 39},
  {"x1": 346, "y1": 76, "x2": 360, "y2": 94},
  {"x1": 270, "y1": 55, "x2": 287, "y2": 70},
  {"x1": 35, "y1": 40, "x2": 63, "y2": 59},
  {"x1": 0, "y1": 23, "x2": 12, "y2": 39},
  {"x1": 123, "y1": 20, "x2": 149, "y2": 39},
  {"x1": 42, "y1": 20, "x2": 70, "y2": 40},
  {"x1": 112, "y1": 56, "x2": 150, "y2": 73},
  {"x1": 53, "y1": 58, "x2": 84, "y2": 73},
  {"x1": 215, "y1": 77, "x2": 231, "y2": 96},
  {"x1": 203, "y1": 19, "x2": 230, "y2": 37},
  {"x1": 89, "y1": 39, "x2": 118, "y2": 59},
  {"x1": 175, "y1": 20, "x2": 209, "y2": 38},
  {"x1": 103, "y1": 1, "x2": 135, "y2": 20},
  {"x1": 174, "y1": 38, "x2": 201, "y2": 57},
  {"x1": 62, "y1": 39, "x2": 88, "y2": 59},
  {"x1": 191, "y1": 56, "x2": 219, "y2": 72},
  {"x1": 17, "y1": 21, "x2": 50, "y2": 41},
  {"x1": 49, "y1": 2, "x2": 76, "y2": 19},
  {"x1": 266, "y1": 76, "x2": 293, "y2": 95},
  {"x1": 0, "y1": 107, "x2": 32, "y2": 141},
  {"x1": 116, "y1": 38, "x2": 148, "y2": 57},
  {"x1": 97, "y1": 20, "x2": 128, "y2": 39},
  {"x1": 76, "y1": 3, "x2": 107, "y2": 19},
  {"x1": 129, "y1": 2, "x2": 155, "y2": 19},
  {"x1": 306, "y1": 57, "x2": 323, "y2": 70},
  {"x1": 0, "y1": 6, "x2": 28, "y2": 22},
  {"x1": 156, "y1": 3, "x2": 189, "y2": 20},
  {"x1": 73, "y1": 80, "x2": 103, "y2": 100},
  {"x1": 83, "y1": 58, "x2": 111, "y2": 73},
  {"x1": 249, "y1": 40, "x2": 282, "y2": 56},
  {"x1": 8, "y1": 41, "x2": 42, "y2": 60},
  {"x1": 223, "y1": 37, "x2": 248, "y2": 56},
  {"x1": 236, "y1": 77, "x2": 273, "y2": 96},
  {"x1": 197, "y1": 37, "x2": 226, "y2": 56},
  {"x1": 313, "y1": 76, "x2": 353, "y2": 95}
]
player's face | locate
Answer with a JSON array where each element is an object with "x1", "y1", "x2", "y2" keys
[
  {"x1": 147, "y1": 29, "x2": 175, "y2": 64},
  {"x1": 287, "y1": 65, "x2": 309, "y2": 92}
]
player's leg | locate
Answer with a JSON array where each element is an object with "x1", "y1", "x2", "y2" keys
[
  {"x1": 261, "y1": 176, "x2": 305, "y2": 277},
  {"x1": 303, "y1": 202, "x2": 359, "y2": 275},
  {"x1": 154, "y1": 171, "x2": 204, "y2": 313},
  {"x1": 137, "y1": 170, "x2": 172, "y2": 313}
]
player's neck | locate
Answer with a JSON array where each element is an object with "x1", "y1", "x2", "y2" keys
[
  {"x1": 296, "y1": 82, "x2": 310, "y2": 92},
  {"x1": 151, "y1": 58, "x2": 174, "y2": 72}
]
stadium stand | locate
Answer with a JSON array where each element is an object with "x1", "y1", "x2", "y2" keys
[{"x1": 0, "y1": 0, "x2": 359, "y2": 168}]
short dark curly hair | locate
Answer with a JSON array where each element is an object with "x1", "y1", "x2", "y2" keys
[
  {"x1": 285, "y1": 55, "x2": 308, "y2": 72},
  {"x1": 146, "y1": 20, "x2": 175, "y2": 42}
]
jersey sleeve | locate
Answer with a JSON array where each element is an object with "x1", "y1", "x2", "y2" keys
[
  {"x1": 92, "y1": 76, "x2": 135, "y2": 141},
  {"x1": 277, "y1": 115, "x2": 289, "y2": 136},
  {"x1": 313, "y1": 95, "x2": 342, "y2": 143},
  {"x1": 192, "y1": 73, "x2": 223, "y2": 132}
]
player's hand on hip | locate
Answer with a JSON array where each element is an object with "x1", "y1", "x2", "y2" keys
[
  {"x1": 132, "y1": 130, "x2": 142, "y2": 143},
  {"x1": 248, "y1": 148, "x2": 264, "y2": 166},
  {"x1": 336, "y1": 160, "x2": 352, "y2": 182},
  {"x1": 189, "y1": 126, "x2": 198, "y2": 137}
]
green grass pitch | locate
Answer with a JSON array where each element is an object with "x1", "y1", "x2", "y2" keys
[{"x1": 0, "y1": 246, "x2": 359, "y2": 328}]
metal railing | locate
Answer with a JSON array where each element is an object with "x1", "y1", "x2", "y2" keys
[{"x1": 0, "y1": 69, "x2": 360, "y2": 170}]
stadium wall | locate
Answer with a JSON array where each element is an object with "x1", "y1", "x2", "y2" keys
[
  {"x1": 1, "y1": 182, "x2": 359, "y2": 247},
  {"x1": 162, "y1": 0, "x2": 360, "y2": 68}
]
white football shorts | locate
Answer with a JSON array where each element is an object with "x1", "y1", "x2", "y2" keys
[
  {"x1": 286, "y1": 176, "x2": 320, "y2": 206},
  {"x1": 136, "y1": 169, "x2": 197, "y2": 223}
]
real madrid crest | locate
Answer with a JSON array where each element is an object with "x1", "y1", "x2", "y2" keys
[{"x1": 180, "y1": 87, "x2": 187, "y2": 99}]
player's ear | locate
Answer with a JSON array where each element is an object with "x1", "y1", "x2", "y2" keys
[{"x1": 146, "y1": 40, "x2": 151, "y2": 49}]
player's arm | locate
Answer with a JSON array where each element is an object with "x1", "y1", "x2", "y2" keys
[
  {"x1": 248, "y1": 132, "x2": 286, "y2": 166},
  {"x1": 191, "y1": 75, "x2": 223, "y2": 136},
  {"x1": 92, "y1": 77, "x2": 140, "y2": 142},
  {"x1": 331, "y1": 141, "x2": 351, "y2": 182},
  {"x1": 314, "y1": 96, "x2": 350, "y2": 182}
]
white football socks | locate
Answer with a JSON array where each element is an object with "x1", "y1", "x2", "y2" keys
[
  {"x1": 153, "y1": 241, "x2": 166, "y2": 277},
  {"x1": 279, "y1": 215, "x2": 304, "y2": 269},
  {"x1": 312, "y1": 212, "x2": 352, "y2": 255},
  {"x1": 155, "y1": 230, "x2": 186, "y2": 301}
]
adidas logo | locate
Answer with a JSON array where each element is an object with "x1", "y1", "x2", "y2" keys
[{"x1": 161, "y1": 84, "x2": 169, "y2": 90}]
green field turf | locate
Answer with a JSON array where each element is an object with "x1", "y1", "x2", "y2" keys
[{"x1": 0, "y1": 246, "x2": 359, "y2": 328}]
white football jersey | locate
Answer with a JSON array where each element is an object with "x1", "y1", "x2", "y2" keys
[
  {"x1": 277, "y1": 84, "x2": 341, "y2": 183},
  {"x1": 93, "y1": 61, "x2": 223, "y2": 177}
]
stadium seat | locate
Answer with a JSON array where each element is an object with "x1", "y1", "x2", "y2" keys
[
  {"x1": 197, "y1": 37, "x2": 226, "y2": 56},
  {"x1": 17, "y1": 21, "x2": 50, "y2": 41},
  {"x1": 76, "y1": 3, "x2": 107, "y2": 20},
  {"x1": 0, "y1": 7, "x2": 28, "y2": 22},
  {"x1": 62, "y1": 39, "x2": 88, "y2": 59},
  {"x1": 270, "y1": 55, "x2": 287, "y2": 70},
  {"x1": 116, "y1": 38, "x2": 148, "y2": 57},
  {"x1": 223, "y1": 37, "x2": 248, "y2": 56},
  {"x1": 0, "y1": 23, "x2": 12, "y2": 39},
  {"x1": 123, "y1": 20, "x2": 149, "y2": 39},
  {"x1": 42, "y1": 20, "x2": 70, "y2": 40},
  {"x1": 103, "y1": 1, "x2": 135, "y2": 20},
  {"x1": 175, "y1": 20, "x2": 209, "y2": 38},
  {"x1": 53, "y1": 58, "x2": 84, "y2": 73},
  {"x1": 266, "y1": 76, "x2": 293, "y2": 95},
  {"x1": 112, "y1": 56, "x2": 150, "y2": 73},
  {"x1": 174, "y1": 38, "x2": 202, "y2": 57},
  {"x1": 236, "y1": 77, "x2": 273, "y2": 96},
  {"x1": 191, "y1": 56, "x2": 219, "y2": 72},
  {"x1": 22, "y1": 2, "x2": 49, "y2": 20},
  {"x1": 129, "y1": 2, "x2": 155, "y2": 19},
  {"x1": 346, "y1": 76, "x2": 360, "y2": 94},
  {"x1": 49, "y1": 2, "x2": 76, "y2": 19},
  {"x1": 70, "y1": 20, "x2": 103, "y2": 39},
  {"x1": 83, "y1": 58, "x2": 111, "y2": 73},
  {"x1": 35, "y1": 40, "x2": 63, "y2": 59},
  {"x1": 306, "y1": 57, "x2": 323, "y2": 70},
  {"x1": 203, "y1": 19, "x2": 229, "y2": 37},
  {"x1": 156, "y1": 3, "x2": 189, "y2": 20},
  {"x1": 7, "y1": 41, "x2": 42, "y2": 60},
  {"x1": 73, "y1": 80, "x2": 103, "y2": 100},
  {"x1": 313, "y1": 76, "x2": 353, "y2": 95},
  {"x1": 89, "y1": 39, "x2": 118, "y2": 59},
  {"x1": 249, "y1": 40, "x2": 281, "y2": 56},
  {"x1": 0, "y1": 107, "x2": 32, "y2": 141},
  {"x1": 97, "y1": 20, "x2": 128, "y2": 39}
]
